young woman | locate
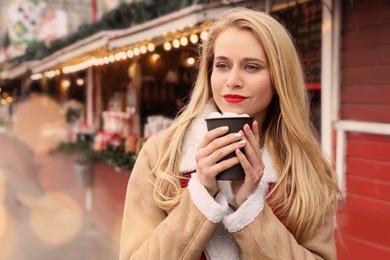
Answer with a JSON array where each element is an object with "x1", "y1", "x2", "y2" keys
[{"x1": 120, "y1": 8, "x2": 340, "y2": 260}]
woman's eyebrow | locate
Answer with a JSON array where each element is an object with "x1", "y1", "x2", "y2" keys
[
  {"x1": 242, "y1": 57, "x2": 267, "y2": 65},
  {"x1": 214, "y1": 55, "x2": 267, "y2": 65}
]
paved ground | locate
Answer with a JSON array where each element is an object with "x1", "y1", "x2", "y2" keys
[{"x1": 0, "y1": 130, "x2": 119, "y2": 260}]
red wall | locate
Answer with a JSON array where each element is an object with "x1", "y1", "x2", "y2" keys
[
  {"x1": 337, "y1": 1, "x2": 390, "y2": 258},
  {"x1": 340, "y1": 0, "x2": 390, "y2": 123},
  {"x1": 345, "y1": 133, "x2": 390, "y2": 217},
  {"x1": 340, "y1": 0, "x2": 390, "y2": 216}
]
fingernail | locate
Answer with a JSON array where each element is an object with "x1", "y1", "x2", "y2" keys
[
  {"x1": 234, "y1": 132, "x2": 242, "y2": 138},
  {"x1": 221, "y1": 126, "x2": 228, "y2": 131},
  {"x1": 238, "y1": 140, "x2": 246, "y2": 145}
]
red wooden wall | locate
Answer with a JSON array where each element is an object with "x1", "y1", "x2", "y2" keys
[
  {"x1": 340, "y1": 0, "x2": 390, "y2": 215},
  {"x1": 337, "y1": 0, "x2": 390, "y2": 258},
  {"x1": 340, "y1": 0, "x2": 390, "y2": 123},
  {"x1": 345, "y1": 133, "x2": 390, "y2": 217}
]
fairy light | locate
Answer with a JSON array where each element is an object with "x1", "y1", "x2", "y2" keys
[
  {"x1": 172, "y1": 39, "x2": 180, "y2": 48},
  {"x1": 163, "y1": 42, "x2": 172, "y2": 51},
  {"x1": 151, "y1": 53, "x2": 160, "y2": 62},
  {"x1": 180, "y1": 36, "x2": 188, "y2": 46},
  {"x1": 31, "y1": 73, "x2": 43, "y2": 80},
  {"x1": 140, "y1": 45, "x2": 147, "y2": 54},
  {"x1": 76, "y1": 78, "x2": 84, "y2": 86},
  {"x1": 62, "y1": 79, "x2": 70, "y2": 89},
  {"x1": 187, "y1": 57, "x2": 195, "y2": 66},
  {"x1": 133, "y1": 47, "x2": 140, "y2": 56},
  {"x1": 127, "y1": 50, "x2": 134, "y2": 58},
  {"x1": 147, "y1": 43, "x2": 155, "y2": 52},
  {"x1": 200, "y1": 31, "x2": 208, "y2": 40},
  {"x1": 190, "y1": 34, "x2": 199, "y2": 44}
]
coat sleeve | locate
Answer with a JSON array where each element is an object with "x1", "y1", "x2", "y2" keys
[
  {"x1": 119, "y1": 136, "x2": 219, "y2": 260},
  {"x1": 223, "y1": 183, "x2": 336, "y2": 260}
]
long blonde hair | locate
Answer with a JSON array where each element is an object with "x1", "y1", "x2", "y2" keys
[{"x1": 151, "y1": 8, "x2": 340, "y2": 245}]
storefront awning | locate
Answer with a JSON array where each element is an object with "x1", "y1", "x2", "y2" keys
[
  {"x1": 30, "y1": 2, "x2": 256, "y2": 76},
  {"x1": 31, "y1": 30, "x2": 121, "y2": 74},
  {"x1": 108, "y1": 2, "x2": 253, "y2": 49},
  {"x1": 0, "y1": 61, "x2": 37, "y2": 80}
]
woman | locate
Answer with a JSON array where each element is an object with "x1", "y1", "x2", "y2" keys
[{"x1": 120, "y1": 8, "x2": 340, "y2": 260}]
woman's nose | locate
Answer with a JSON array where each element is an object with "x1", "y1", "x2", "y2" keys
[{"x1": 225, "y1": 68, "x2": 243, "y2": 88}]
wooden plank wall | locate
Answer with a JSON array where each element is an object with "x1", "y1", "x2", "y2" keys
[
  {"x1": 345, "y1": 133, "x2": 390, "y2": 217},
  {"x1": 341, "y1": 0, "x2": 390, "y2": 217},
  {"x1": 340, "y1": 0, "x2": 390, "y2": 123}
]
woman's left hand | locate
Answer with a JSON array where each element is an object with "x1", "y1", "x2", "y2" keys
[{"x1": 231, "y1": 120, "x2": 265, "y2": 206}]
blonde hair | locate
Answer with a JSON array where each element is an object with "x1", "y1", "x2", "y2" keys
[{"x1": 151, "y1": 8, "x2": 340, "y2": 245}]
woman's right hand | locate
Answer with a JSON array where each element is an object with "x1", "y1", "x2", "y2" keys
[{"x1": 195, "y1": 126, "x2": 246, "y2": 196}]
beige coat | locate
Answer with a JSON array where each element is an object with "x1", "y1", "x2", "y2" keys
[{"x1": 119, "y1": 105, "x2": 337, "y2": 260}]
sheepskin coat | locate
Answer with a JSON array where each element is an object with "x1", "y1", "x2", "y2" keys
[{"x1": 119, "y1": 104, "x2": 337, "y2": 260}]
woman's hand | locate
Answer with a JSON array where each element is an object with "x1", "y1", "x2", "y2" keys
[
  {"x1": 232, "y1": 120, "x2": 265, "y2": 206},
  {"x1": 195, "y1": 126, "x2": 246, "y2": 197}
]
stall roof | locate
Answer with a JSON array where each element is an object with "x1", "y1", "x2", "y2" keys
[
  {"x1": 31, "y1": 30, "x2": 123, "y2": 74},
  {"x1": 0, "y1": 61, "x2": 37, "y2": 80},
  {"x1": 107, "y1": 3, "x2": 242, "y2": 50},
  {"x1": 6, "y1": 0, "x2": 316, "y2": 78},
  {"x1": 30, "y1": 2, "x2": 255, "y2": 75}
]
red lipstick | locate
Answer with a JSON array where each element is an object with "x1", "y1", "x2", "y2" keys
[{"x1": 223, "y1": 94, "x2": 246, "y2": 103}]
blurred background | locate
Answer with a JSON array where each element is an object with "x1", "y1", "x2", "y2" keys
[{"x1": 0, "y1": 0, "x2": 389, "y2": 259}]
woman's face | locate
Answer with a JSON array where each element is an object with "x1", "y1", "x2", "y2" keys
[{"x1": 210, "y1": 27, "x2": 274, "y2": 124}]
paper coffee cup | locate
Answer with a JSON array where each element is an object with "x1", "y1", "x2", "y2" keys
[{"x1": 205, "y1": 116, "x2": 253, "y2": 180}]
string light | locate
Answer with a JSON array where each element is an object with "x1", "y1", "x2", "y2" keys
[
  {"x1": 172, "y1": 39, "x2": 180, "y2": 48},
  {"x1": 31, "y1": 73, "x2": 43, "y2": 80},
  {"x1": 76, "y1": 78, "x2": 85, "y2": 86},
  {"x1": 200, "y1": 31, "x2": 208, "y2": 40},
  {"x1": 180, "y1": 36, "x2": 188, "y2": 46},
  {"x1": 56, "y1": 26, "x2": 206, "y2": 73},
  {"x1": 62, "y1": 79, "x2": 70, "y2": 89},
  {"x1": 147, "y1": 43, "x2": 155, "y2": 52},
  {"x1": 151, "y1": 53, "x2": 160, "y2": 62},
  {"x1": 187, "y1": 57, "x2": 195, "y2": 66},
  {"x1": 163, "y1": 42, "x2": 172, "y2": 51},
  {"x1": 190, "y1": 34, "x2": 199, "y2": 44},
  {"x1": 140, "y1": 45, "x2": 147, "y2": 54}
]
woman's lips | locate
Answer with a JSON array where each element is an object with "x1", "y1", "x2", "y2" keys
[{"x1": 223, "y1": 94, "x2": 247, "y2": 103}]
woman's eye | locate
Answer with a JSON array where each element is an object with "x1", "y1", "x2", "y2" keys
[
  {"x1": 245, "y1": 64, "x2": 259, "y2": 71},
  {"x1": 215, "y1": 63, "x2": 229, "y2": 69}
]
